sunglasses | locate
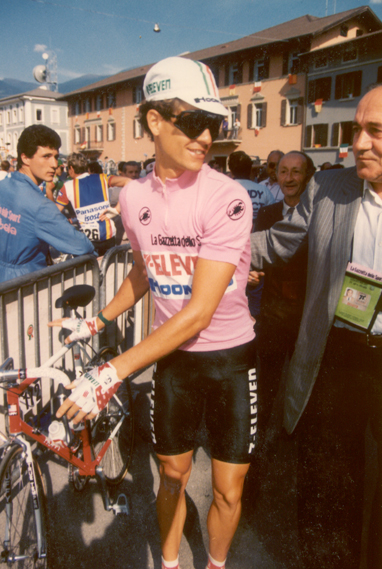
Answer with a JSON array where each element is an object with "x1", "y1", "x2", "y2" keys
[{"x1": 169, "y1": 110, "x2": 223, "y2": 141}]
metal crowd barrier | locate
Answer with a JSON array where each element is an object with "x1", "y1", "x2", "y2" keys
[{"x1": 0, "y1": 254, "x2": 100, "y2": 371}]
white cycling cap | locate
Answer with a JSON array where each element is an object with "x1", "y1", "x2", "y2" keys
[{"x1": 143, "y1": 56, "x2": 228, "y2": 116}]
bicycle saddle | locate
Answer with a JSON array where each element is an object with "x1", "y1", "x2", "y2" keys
[{"x1": 55, "y1": 284, "x2": 95, "y2": 309}]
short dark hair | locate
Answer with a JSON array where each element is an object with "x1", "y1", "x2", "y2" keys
[
  {"x1": 88, "y1": 161, "x2": 103, "y2": 174},
  {"x1": 1, "y1": 160, "x2": 10, "y2": 172},
  {"x1": 228, "y1": 151, "x2": 253, "y2": 179},
  {"x1": 139, "y1": 99, "x2": 179, "y2": 140},
  {"x1": 17, "y1": 125, "x2": 61, "y2": 169}
]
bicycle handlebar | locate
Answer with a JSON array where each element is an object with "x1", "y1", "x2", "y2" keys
[{"x1": 0, "y1": 367, "x2": 71, "y2": 387}]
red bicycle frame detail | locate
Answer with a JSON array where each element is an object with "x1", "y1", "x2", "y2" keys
[{"x1": 6, "y1": 376, "x2": 112, "y2": 477}]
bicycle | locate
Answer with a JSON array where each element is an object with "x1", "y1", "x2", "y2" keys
[{"x1": 0, "y1": 284, "x2": 135, "y2": 567}]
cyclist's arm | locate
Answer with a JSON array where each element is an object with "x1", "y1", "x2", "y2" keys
[
  {"x1": 108, "y1": 175, "x2": 132, "y2": 188},
  {"x1": 112, "y1": 256, "x2": 236, "y2": 375},
  {"x1": 58, "y1": 256, "x2": 236, "y2": 421}
]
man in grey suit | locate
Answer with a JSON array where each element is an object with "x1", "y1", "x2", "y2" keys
[{"x1": 251, "y1": 85, "x2": 382, "y2": 569}]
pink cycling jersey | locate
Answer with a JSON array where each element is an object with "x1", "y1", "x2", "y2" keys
[{"x1": 120, "y1": 164, "x2": 255, "y2": 351}]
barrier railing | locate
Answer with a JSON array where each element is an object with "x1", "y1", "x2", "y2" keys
[{"x1": 0, "y1": 254, "x2": 100, "y2": 371}]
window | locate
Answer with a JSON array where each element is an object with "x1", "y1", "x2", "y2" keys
[
  {"x1": 36, "y1": 109, "x2": 42, "y2": 122},
  {"x1": 282, "y1": 52, "x2": 300, "y2": 75},
  {"x1": 253, "y1": 57, "x2": 270, "y2": 81},
  {"x1": 340, "y1": 24, "x2": 349, "y2": 37},
  {"x1": 13, "y1": 109, "x2": 17, "y2": 123},
  {"x1": 51, "y1": 108, "x2": 59, "y2": 124},
  {"x1": 6, "y1": 111, "x2": 10, "y2": 124},
  {"x1": 314, "y1": 55, "x2": 328, "y2": 69},
  {"x1": 107, "y1": 121, "x2": 116, "y2": 141},
  {"x1": 96, "y1": 94, "x2": 104, "y2": 111},
  {"x1": 226, "y1": 104, "x2": 241, "y2": 131},
  {"x1": 85, "y1": 126, "x2": 90, "y2": 142},
  {"x1": 107, "y1": 92, "x2": 116, "y2": 108},
  {"x1": 335, "y1": 71, "x2": 362, "y2": 99},
  {"x1": 281, "y1": 98, "x2": 303, "y2": 126},
  {"x1": 83, "y1": 98, "x2": 92, "y2": 113},
  {"x1": 308, "y1": 77, "x2": 332, "y2": 103},
  {"x1": 133, "y1": 117, "x2": 143, "y2": 139},
  {"x1": 331, "y1": 121, "x2": 353, "y2": 146},
  {"x1": 74, "y1": 127, "x2": 80, "y2": 144},
  {"x1": 343, "y1": 45, "x2": 357, "y2": 63},
  {"x1": 74, "y1": 101, "x2": 80, "y2": 115},
  {"x1": 225, "y1": 63, "x2": 243, "y2": 86},
  {"x1": 305, "y1": 124, "x2": 328, "y2": 148},
  {"x1": 96, "y1": 124, "x2": 103, "y2": 142},
  {"x1": 13, "y1": 132, "x2": 17, "y2": 151},
  {"x1": 19, "y1": 106, "x2": 23, "y2": 122},
  {"x1": 247, "y1": 102, "x2": 267, "y2": 129},
  {"x1": 133, "y1": 87, "x2": 143, "y2": 104}
]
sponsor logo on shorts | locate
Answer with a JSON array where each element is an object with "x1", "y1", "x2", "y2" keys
[
  {"x1": 139, "y1": 207, "x2": 152, "y2": 225},
  {"x1": 227, "y1": 200, "x2": 246, "y2": 221},
  {"x1": 248, "y1": 367, "x2": 257, "y2": 454}
]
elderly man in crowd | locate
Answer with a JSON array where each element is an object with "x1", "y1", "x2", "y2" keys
[{"x1": 250, "y1": 85, "x2": 382, "y2": 569}]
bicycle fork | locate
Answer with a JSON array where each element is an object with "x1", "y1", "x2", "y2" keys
[{"x1": 3, "y1": 439, "x2": 46, "y2": 564}]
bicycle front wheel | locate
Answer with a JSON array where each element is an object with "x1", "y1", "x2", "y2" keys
[
  {"x1": 91, "y1": 380, "x2": 134, "y2": 485},
  {"x1": 0, "y1": 445, "x2": 47, "y2": 568}
]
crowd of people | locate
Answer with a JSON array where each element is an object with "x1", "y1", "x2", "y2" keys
[{"x1": 0, "y1": 54, "x2": 381, "y2": 569}]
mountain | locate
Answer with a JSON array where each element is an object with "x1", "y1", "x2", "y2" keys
[{"x1": 0, "y1": 74, "x2": 110, "y2": 98}]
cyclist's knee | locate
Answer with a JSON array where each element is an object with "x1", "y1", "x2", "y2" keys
[{"x1": 158, "y1": 452, "x2": 193, "y2": 492}]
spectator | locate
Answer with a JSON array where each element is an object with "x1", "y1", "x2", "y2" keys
[
  {"x1": 118, "y1": 161, "x2": 126, "y2": 175},
  {"x1": 250, "y1": 86, "x2": 382, "y2": 569},
  {"x1": 232, "y1": 117, "x2": 240, "y2": 139},
  {"x1": 56, "y1": 153, "x2": 119, "y2": 256},
  {"x1": 0, "y1": 125, "x2": 94, "y2": 283},
  {"x1": 88, "y1": 161, "x2": 103, "y2": 174},
  {"x1": 122, "y1": 161, "x2": 140, "y2": 179},
  {"x1": 0, "y1": 160, "x2": 11, "y2": 181},
  {"x1": 251, "y1": 151, "x2": 315, "y2": 449},
  {"x1": 222, "y1": 117, "x2": 228, "y2": 139},
  {"x1": 208, "y1": 159, "x2": 223, "y2": 173},
  {"x1": 260, "y1": 150, "x2": 284, "y2": 201},
  {"x1": 228, "y1": 151, "x2": 274, "y2": 224}
]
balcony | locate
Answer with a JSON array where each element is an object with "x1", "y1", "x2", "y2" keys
[
  {"x1": 213, "y1": 128, "x2": 242, "y2": 145},
  {"x1": 75, "y1": 140, "x2": 104, "y2": 153}
]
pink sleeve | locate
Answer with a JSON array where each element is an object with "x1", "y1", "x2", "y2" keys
[
  {"x1": 119, "y1": 183, "x2": 140, "y2": 250},
  {"x1": 198, "y1": 181, "x2": 252, "y2": 266}
]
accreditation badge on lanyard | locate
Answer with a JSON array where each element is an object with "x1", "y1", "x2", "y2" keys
[{"x1": 335, "y1": 262, "x2": 382, "y2": 331}]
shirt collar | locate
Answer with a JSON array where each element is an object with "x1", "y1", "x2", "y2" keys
[{"x1": 363, "y1": 179, "x2": 382, "y2": 207}]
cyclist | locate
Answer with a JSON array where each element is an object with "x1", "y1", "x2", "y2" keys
[{"x1": 52, "y1": 56, "x2": 256, "y2": 569}]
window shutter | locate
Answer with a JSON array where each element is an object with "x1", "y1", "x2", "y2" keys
[
  {"x1": 264, "y1": 55, "x2": 270, "y2": 80},
  {"x1": 236, "y1": 104, "x2": 241, "y2": 121},
  {"x1": 308, "y1": 81, "x2": 315, "y2": 104},
  {"x1": 305, "y1": 125, "x2": 312, "y2": 148},
  {"x1": 262, "y1": 102, "x2": 267, "y2": 128},
  {"x1": 282, "y1": 52, "x2": 289, "y2": 76},
  {"x1": 331, "y1": 123, "x2": 339, "y2": 146},
  {"x1": 335, "y1": 75, "x2": 341, "y2": 100},
  {"x1": 237, "y1": 63, "x2": 243, "y2": 85},
  {"x1": 100, "y1": 125, "x2": 103, "y2": 142},
  {"x1": 280, "y1": 99, "x2": 286, "y2": 126},
  {"x1": 296, "y1": 98, "x2": 303, "y2": 125},
  {"x1": 81, "y1": 127, "x2": 85, "y2": 143},
  {"x1": 323, "y1": 77, "x2": 332, "y2": 101},
  {"x1": 224, "y1": 65, "x2": 230, "y2": 86},
  {"x1": 247, "y1": 104, "x2": 252, "y2": 129},
  {"x1": 249, "y1": 61, "x2": 254, "y2": 82},
  {"x1": 354, "y1": 70, "x2": 362, "y2": 97}
]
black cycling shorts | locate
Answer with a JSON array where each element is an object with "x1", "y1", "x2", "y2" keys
[{"x1": 150, "y1": 339, "x2": 257, "y2": 464}]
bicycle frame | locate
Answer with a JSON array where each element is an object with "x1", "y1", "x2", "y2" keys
[{"x1": 6, "y1": 373, "x2": 126, "y2": 479}]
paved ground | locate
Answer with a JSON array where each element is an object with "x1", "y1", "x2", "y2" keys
[{"x1": 41, "y1": 366, "x2": 376, "y2": 569}]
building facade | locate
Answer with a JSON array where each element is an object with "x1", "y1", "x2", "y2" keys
[
  {"x1": 0, "y1": 87, "x2": 69, "y2": 159},
  {"x1": 61, "y1": 6, "x2": 382, "y2": 171}
]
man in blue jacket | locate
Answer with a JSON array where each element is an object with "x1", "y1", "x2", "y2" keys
[{"x1": 0, "y1": 125, "x2": 94, "y2": 283}]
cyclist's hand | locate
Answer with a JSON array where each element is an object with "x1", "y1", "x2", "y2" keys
[
  {"x1": 48, "y1": 316, "x2": 99, "y2": 344},
  {"x1": 56, "y1": 362, "x2": 122, "y2": 422}
]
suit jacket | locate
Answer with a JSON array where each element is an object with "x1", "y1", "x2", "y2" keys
[
  {"x1": 255, "y1": 200, "x2": 308, "y2": 326},
  {"x1": 251, "y1": 167, "x2": 364, "y2": 433}
]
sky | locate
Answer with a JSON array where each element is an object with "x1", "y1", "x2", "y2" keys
[{"x1": 2, "y1": 0, "x2": 382, "y2": 87}]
